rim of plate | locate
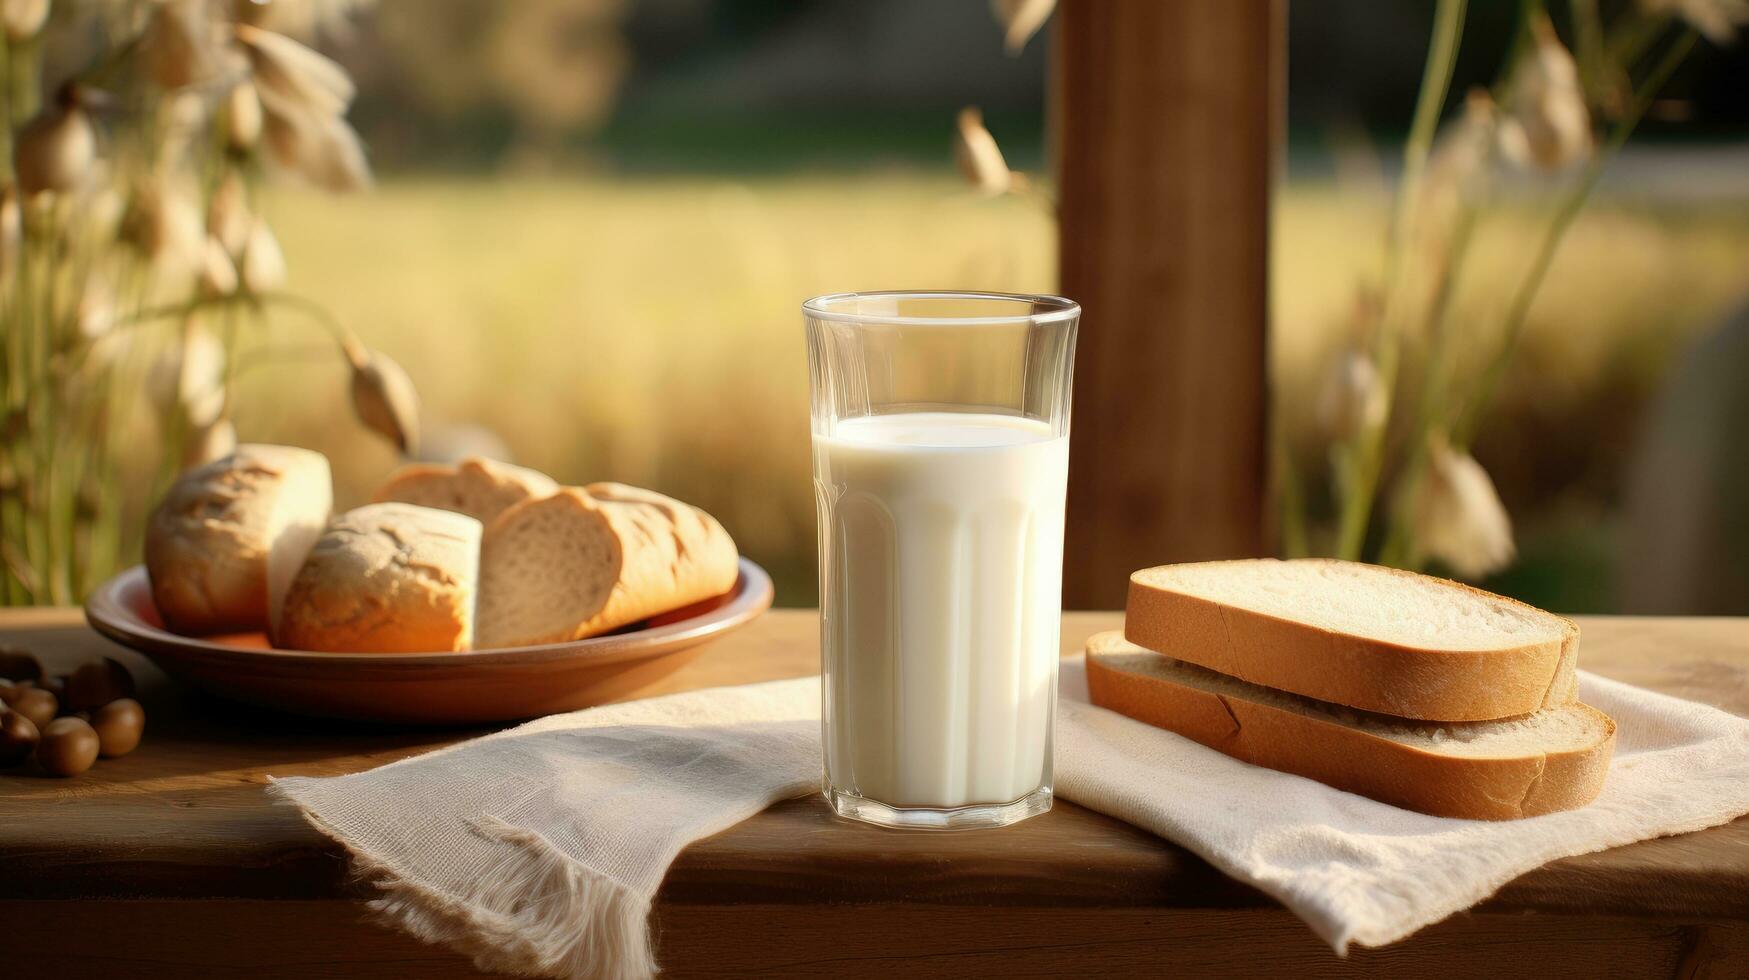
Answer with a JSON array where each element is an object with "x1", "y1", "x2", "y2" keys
[{"x1": 84, "y1": 558, "x2": 774, "y2": 668}]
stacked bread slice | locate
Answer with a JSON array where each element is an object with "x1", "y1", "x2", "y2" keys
[
  {"x1": 1086, "y1": 559, "x2": 1616, "y2": 819},
  {"x1": 145, "y1": 450, "x2": 739, "y2": 653}
]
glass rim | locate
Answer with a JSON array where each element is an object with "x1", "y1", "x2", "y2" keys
[{"x1": 802, "y1": 290, "x2": 1080, "y2": 327}]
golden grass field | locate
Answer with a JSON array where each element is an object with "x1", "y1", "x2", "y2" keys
[{"x1": 234, "y1": 175, "x2": 1749, "y2": 603}]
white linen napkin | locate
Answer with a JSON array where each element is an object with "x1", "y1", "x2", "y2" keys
[{"x1": 271, "y1": 663, "x2": 1749, "y2": 979}]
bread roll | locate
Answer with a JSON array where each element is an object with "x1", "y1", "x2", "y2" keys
[
  {"x1": 277, "y1": 503, "x2": 482, "y2": 653},
  {"x1": 1126, "y1": 559, "x2": 1580, "y2": 722},
  {"x1": 474, "y1": 483, "x2": 738, "y2": 649},
  {"x1": 373, "y1": 457, "x2": 558, "y2": 525},
  {"x1": 1085, "y1": 632, "x2": 1615, "y2": 820},
  {"x1": 145, "y1": 444, "x2": 332, "y2": 636}
]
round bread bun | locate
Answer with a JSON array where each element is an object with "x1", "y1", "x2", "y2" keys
[{"x1": 145, "y1": 444, "x2": 332, "y2": 636}]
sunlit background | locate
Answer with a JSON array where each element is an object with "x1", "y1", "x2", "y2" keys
[{"x1": 211, "y1": 0, "x2": 1749, "y2": 612}]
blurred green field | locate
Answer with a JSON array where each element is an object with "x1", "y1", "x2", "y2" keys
[{"x1": 233, "y1": 175, "x2": 1749, "y2": 607}]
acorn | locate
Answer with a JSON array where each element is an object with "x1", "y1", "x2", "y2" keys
[
  {"x1": 64, "y1": 657, "x2": 135, "y2": 712},
  {"x1": 9, "y1": 685, "x2": 55, "y2": 729},
  {"x1": 38, "y1": 717, "x2": 99, "y2": 776},
  {"x1": 0, "y1": 645, "x2": 42, "y2": 683},
  {"x1": 0, "y1": 709, "x2": 38, "y2": 766},
  {"x1": 91, "y1": 698, "x2": 144, "y2": 758}
]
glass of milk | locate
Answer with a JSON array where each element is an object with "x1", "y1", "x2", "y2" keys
[{"x1": 804, "y1": 291, "x2": 1079, "y2": 830}]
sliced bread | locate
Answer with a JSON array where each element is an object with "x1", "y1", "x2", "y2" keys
[
  {"x1": 373, "y1": 456, "x2": 559, "y2": 525},
  {"x1": 277, "y1": 503, "x2": 482, "y2": 653},
  {"x1": 145, "y1": 444, "x2": 332, "y2": 636},
  {"x1": 474, "y1": 483, "x2": 738, "y2": 649},
  {"x1": 1086, "y1": 631, "x2": 1615, "y2": 819},
  {"x1": 1126, "y1": 559, "x2": 1580, "y2": 722}
]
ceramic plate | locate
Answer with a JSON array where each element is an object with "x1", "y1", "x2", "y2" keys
[{"x1": 84, "y1": 558, "x2": 773, "y2": 724}]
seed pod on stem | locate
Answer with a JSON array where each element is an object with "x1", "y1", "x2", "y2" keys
[
  {"x1": 207, "y1": 170, "x2": 251, "y2": 255},
  {"x1": 260, "y1": 95, "x2": 372, "y2": 192},
  {"x1": 75, "y1": 272, "x2": 115, "y2": 341},
  {"x1": 226, "y1": 81, "x2": 264, "y2": 151},
  {"x1": 992, "y1": 0, "x2": 1055, "y2": 55},
  {"x1": 240, "y1": 219, "x2": 286, "y2": 293},
  {"x1": 198, "y1": 235, "x2": 238, "y2": 297},
  {"x1": 148, "y1": 324, "x2": 226, "y2": 430},
  {"x1": 1641, "y1": 0, "x2": 1749, "y2": 45},
  {"x1": 1498, "y1": 17, "x2": 1592, "y2": 172},
  {"x1": 183, "y1": 418, "x2": 237, "y2": 470},
  {"x1": 953, "y1": 107, "x2": 1024, "y2": 197},
  {"x1": 1315, "y1": 349, "x2": 1388, "y2": 441},
  {"x1": 123, "y1": 177, "x2": 205, "y2": 281},
  {"x1": 236, "y1": 23, "x2": 355, "y2": 117},
  {"x1": 2, "y1": 0, "x2": 49, "y2": 43},
  {"x1": 15, "y1": 88, "x2": 97, "y2": 196},
  {"x1": 0, "y1": 186, "x2": 18, "y2": 288},
  {"x1": 1412, "y1": 433, "x2": 1516, "y2": 579},
  {"x1": 142, "y1": 0, "x2": 224, "y2": 91},
  {"x1": 343, "y1": 337, "x2": 420, "y2": 454}
]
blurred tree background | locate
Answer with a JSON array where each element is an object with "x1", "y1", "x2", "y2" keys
[{"x1": 206, "y1": 0, "x2": 1747, "y2": 611}]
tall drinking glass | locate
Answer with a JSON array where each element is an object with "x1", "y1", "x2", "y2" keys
[{"x1": 805, "y1": 290, "x2": 1079, "y2": 830}]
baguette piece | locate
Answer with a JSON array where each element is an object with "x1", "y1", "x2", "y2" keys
[
  {"x1": 1127, "y1": 559, "x2": 1580, "y2": 722},
  {"x1": 277, "y1": 503, "x2": 482, "y2": 653},
  {"x1": 373, "y1": 456, "x2": 559, "y2": 525},
  {"x1": 145, "y1": 444, "x2": 332, "y2": 636},
  {"x1": 1086, "y1": 631, "x2": 1615, "y2": 820},
  {"x1": 474, "y1": 483, "x2": 738, "y2": 649}
]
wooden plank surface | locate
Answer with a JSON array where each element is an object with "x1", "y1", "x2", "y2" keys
[
  {"x1": 1054, "y1": 0, "x2": 1280, "y2": 606},
  {"x1": 7, "y1": 900, "x2": 1747, "y2": 978},
  {"x1": 2, "y1": 611, "x2": 1748, "y2": 978},
  {"x1": 2, "y1": 610, "x2": 1746, "y2": 916}
]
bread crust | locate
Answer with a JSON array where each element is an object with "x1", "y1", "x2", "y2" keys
[
  {"x1": 577, "y1": 483, "x2": 739, "y2": 638},
  {"x1": 1086, "y1": 633, "x2": 1615, "y2": 820},
  {"x1": 277, "y1": 503, "x2": 482, "y2": 653},
  {"x1": 145, "y1": 445, "x2": 331, "y2": 635},
  {"x1": 1125, "y1": 559, "x2": 1580, "y2": 722},
  {"x1": 373, "y1": 457, "x2": 559, "y2": 525},
  {"x1": 474, "y1": 484, "x2": 739, "y2": 649}
]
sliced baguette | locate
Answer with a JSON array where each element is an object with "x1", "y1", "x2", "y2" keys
[
  {"x1": 1126, "y1": 559, "x2": 1580, "y2": 722},
  {"x1": 474, "y1": 483, "x2": 739, "y2": 649},
  {"x1": 145, "y1": 444, "x2": 332, "y2": 636},
  {"x1": 277, "y1": 503, "x2": 482, "y2": 653},
  {"x1": 1086, "y1": 631, "x2": 1615, "y2": 820},
  {"x1": 373, "y1": 456, "x2": 559, "y2": 526}
]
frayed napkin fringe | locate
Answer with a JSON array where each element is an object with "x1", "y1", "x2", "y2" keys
[{"x1": 268, "y1": 781, "x2": 655, "y2": 980}]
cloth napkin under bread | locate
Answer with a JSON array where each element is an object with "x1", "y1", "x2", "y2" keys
[{"x1": 271, "y1": 662, "x2": 1749, "y2": 980}]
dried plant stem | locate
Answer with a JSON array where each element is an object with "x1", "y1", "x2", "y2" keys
[
  {"x1": 253, "y1": 290, "x2": 357, "y2": 352},
  {"x1": 6, "y1": 38, "x2": 38, "y2": 131},
  {"x1": 1573, "y1": 0, "x2": 1605, "y2": 95},
  {"x1": 1453, "y1": 27, "x2": 1697, "y2": 449},
  {"x1": 1332, "y1": 0, "x2": 1467, "y2": 561},
  {"x1": 0, "y1": 41, "x2": 11, "y2": 170},
  {"x1": 1274, "y1": 425, "x2": 1309, "y2": 559},
  {"x1": 94, "y1": 290, "x2": 350, "y2": 351},
  {"x1": 231, "y1": 341, "x2": 350, "y2": 378},
  {"x1": 1492, "y1": 0, "x2": 1545, "y2": 103},
  {"x1": 0, "y1": 9, "x2": 378, "y2": 606},
  {"x1": 1378, "y1": 209, "x2": 1480, "y2": 569},
  {"x1": 1607, "y1": 12, "x2": 1673, "y2": 71}
]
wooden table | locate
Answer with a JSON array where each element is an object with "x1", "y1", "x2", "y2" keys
[{"x1": 3, "y1": 610, "x2": 1746, "y2": 978}]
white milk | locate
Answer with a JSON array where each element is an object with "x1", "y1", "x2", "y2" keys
[{"x1": 814, "y1": 411, "x2": 1067, "y2": 809}]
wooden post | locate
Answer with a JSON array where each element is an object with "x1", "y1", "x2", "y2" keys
[{"x1": 1054, "y1": 0, "x2": 1282, "y2": 608}]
